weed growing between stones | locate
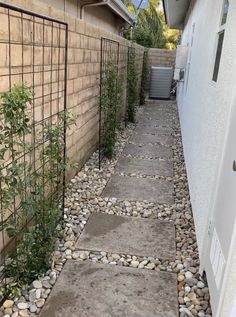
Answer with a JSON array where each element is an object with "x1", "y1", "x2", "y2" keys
[{"x1": 0, "y1": 84, "x2": 75, "y2": 299}]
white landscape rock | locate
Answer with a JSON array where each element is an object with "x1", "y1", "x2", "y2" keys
[
  {"x1": 17, "y1": 303, "x2": 29, "y2": 310},
  {"x1": 0, "y1": 107, "x2": 212, "y2": 317},
  {"x1": 32, "y1": 280, "x2": 42, "y2": 289}
]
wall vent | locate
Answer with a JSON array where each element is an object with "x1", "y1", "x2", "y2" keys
[{"x1": 210, "y1": 228, "x2": 226, "y2": 289}]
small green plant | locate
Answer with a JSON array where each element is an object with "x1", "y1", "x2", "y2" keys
[
  {"x1": 0, "y1": 84, "x2": 74, "y2": 299},
  {"x1": 127, "y1": 47, "x2": 137, "y2": 123},
  {"x1": 140, "y1": 50, "x2": 149, "y2": 105},
  {"x1": 101, "y1": 61, "x2": 122, "y2": 158}
]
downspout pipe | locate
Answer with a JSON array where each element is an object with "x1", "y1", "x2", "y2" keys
[{"x1": 80, "y1": 0, "x2": 110, "y2": 19}]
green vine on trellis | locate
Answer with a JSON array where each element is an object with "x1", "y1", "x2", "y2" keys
[
  {"x1": 140, "y1": 50, "x2": 149, "y2": 105},
  {"x1": 0, "y1": 84, "x2": 75, "y2": 299},
  {"x1": 127, "y1": 47, "x2": 138, "y2": 123},
  {"x1": 101, "y1": 61, "x2": 122, "y2": 158}
]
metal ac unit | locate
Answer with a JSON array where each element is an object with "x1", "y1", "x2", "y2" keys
[{"x1": 149, "y1": 66, "x2": 173, "y2": 99}]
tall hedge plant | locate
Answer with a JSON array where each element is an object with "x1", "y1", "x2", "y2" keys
[
  {"x1": 140, "y1": 50, "x2": 149, "y2": 105},
  {"x1": 0, "y1": 84, "x2": 74, "y2": 298},
  {"x1": 101, "y1": 61, "x2": 122, "y2": 158},
  {"x1": 127, "y1": 48, "x2": 137, "y2": 123}
]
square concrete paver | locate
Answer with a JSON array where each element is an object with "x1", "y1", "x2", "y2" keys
[
  {"x1": 77, "y1": 213, "x2": 176, "y2": 259},
  {"x1": 102, "y1": 175, "x2": 174, "y2": 203},
  {"x1": 134, "y1": 124, "x2": 173, "y2": 135},
  {"x1": 129, "y1": 133, "x2": 173, "y2": 146},
  {"x1": 40, "y1": 261, "x2": 178, "y2": 317},
  {"x1": 122, "y1": 143, "x2": 172, "y2": 159},
  {"x1": 116, "y1": 157, "x2": 173, "y2": 177}
]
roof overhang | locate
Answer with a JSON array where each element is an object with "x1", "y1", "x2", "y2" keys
[
  {"x1": 162, "y1": 0, "x2": 190, "y2": 29},
  {"x1": 108, "y1": 0, "x2": 135, "y2": 25}
]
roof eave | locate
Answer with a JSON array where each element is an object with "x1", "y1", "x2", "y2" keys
[
  {"x1": 108, "y1": 0, "x2": 135, "y2": 25},
  {"x1": 162, "y1": 0, "x2": 190, "y2": 29}
]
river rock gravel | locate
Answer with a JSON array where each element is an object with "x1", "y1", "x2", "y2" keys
[{"x1": 0, "y1": 105, "x2": 212, "y2": 317}]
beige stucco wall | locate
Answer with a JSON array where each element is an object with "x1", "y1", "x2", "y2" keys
[{"x1": 39, "y1": 0, "x2": 123, "y2": 34}]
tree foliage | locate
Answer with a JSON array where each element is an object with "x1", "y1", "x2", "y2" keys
[{"x1": 124, "y1": 0, "x2": 179, "y2": 49}]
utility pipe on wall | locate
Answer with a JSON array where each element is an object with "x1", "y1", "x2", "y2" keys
[{"x1": 80, "y1": 0, "x2": 110, "y2": 19}]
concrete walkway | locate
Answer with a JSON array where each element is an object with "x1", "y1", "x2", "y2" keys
[{"x1": 40, "y1": 101, "x2": 178, "y2": 317}]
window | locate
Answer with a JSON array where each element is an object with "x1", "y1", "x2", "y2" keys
[
  {"x1": 221, "y1": 0, "x2": 229, "y2": 25},
  {"x1": 212, "y1": 0, "x2": 229, "y2": 82},
  {"x1": 212, "y1": 31, "x2": 225, "y2": 82}
]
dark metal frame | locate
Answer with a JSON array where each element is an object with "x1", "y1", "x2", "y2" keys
[
  {"x1": 0, "y1": 1, "x2": 68, "y2": 293},
  {"x1": 99, "y1": 37, "x2": 119, "y2": 169}
]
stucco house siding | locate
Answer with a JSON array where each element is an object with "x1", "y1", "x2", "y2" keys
[
  {"x1": 177, "y1": 0, "x2": 236, "y2": 316},
  {"x1": 39, "y1": 0, "x2": 125, "y2": 34}
]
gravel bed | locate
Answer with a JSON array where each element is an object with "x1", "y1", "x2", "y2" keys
[{"x1": 0, "y1": 105, "x2": 212, "y2": 317}]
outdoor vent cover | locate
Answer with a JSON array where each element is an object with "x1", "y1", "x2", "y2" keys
[{"x1": 149, "y1": 66, "x2": 173, "y2": 99}]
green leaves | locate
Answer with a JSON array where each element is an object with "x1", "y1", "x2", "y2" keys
[
  {"x1": 0, "y1": 84, "x2": 33, "y2": 137},
  {"x1": 124, "y1": 1, "x2": 179, "y2": 49},
  {"x1": 127, "y1": 48, "x2": 137, "y2": 123},
  {"x1": 0, "y1": 84, "x2": 74, "y2": 299},
  {"x1": 140, "y1": 50, "x2": 149, "y2": 105},
  {"x1": 101, "y1": 61, "x2": 122, "y2": 158}
]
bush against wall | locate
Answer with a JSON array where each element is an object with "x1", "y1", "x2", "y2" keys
[
  {"x1": 140, "y1": 50, "x2": 149, "y2": 105},
  {"x1": 127, "y1": 47, "x2": 138, "y2": 123},
  {"x1": 0, "y1": 84, "x2": 74, "y2": 298},
  {"x1": 100, "y1": 61, "x2": 122, "y2": 158}
]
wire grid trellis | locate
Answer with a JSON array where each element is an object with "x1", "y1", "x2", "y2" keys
[
  {"x1": 125, "y1": 46, "x2": 136, "y2": 125},
  {"x1": 0, "y1": 2, "x2": 68, "y2": 294},
  {"x1": 99, "y1": 37, "x2": 120, "y2": 168},
  {"x1": 140, "y1": 50, "x2": 149, "y2": 104},
  {"x1": 118, "y1": 43, "x2": 129, "y2": 123}
]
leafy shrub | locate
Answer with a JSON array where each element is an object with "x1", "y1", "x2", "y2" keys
[
  {"x1": 0, "y1": 84, "x2": 74, "y2": 298},
  {"x1": 101, "y1": 61, "x2": 122, "y2": 158},
  {"x1": 140, "y1": 50, "x2": 149, "y2": 105},
  {"x1": 127, "y1": 48, "x2": 137, "y2": 123}
]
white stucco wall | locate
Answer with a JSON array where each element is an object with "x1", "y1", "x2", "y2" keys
[{"x1": 177, "y1": 0, "x2": 236, "y2": 315}]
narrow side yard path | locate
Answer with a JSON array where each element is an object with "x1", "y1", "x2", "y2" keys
[{"x1": 36, "y1": 101, "x2": 211, "y2": 317}]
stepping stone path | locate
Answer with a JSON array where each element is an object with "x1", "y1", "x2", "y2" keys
[
  {"x1": 115, "y1": 157, "x2": 173, "y2": 177},
  {"x1": 77, "y1": 213, "x2": 176, "y2": 259},
  {"x1": 39, "y1": 101, "x2": 179, "y2": 316},
  {"x1": 102, "y1": 175, "x2": 174, "y2": 203},
  {"x1": 40, "y1": 262, "x2": 178, "y2": 317}
]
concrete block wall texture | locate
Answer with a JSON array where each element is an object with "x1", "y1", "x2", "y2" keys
[
  {"x1": 148, "y1": 48, "x2": 176, "y2": 68},
  {"x1": 0, "y1": 0, "x2": 145, "y2": 252},
  {"x1": 0, "y1": 0, "x2": 145, "y2": 176}
]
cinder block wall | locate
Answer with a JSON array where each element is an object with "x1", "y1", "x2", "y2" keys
[
  {"x1": 148, "y1": 48, "x2": 176, "y2": 68},
  {"x1": 0, "y1": 0, "x2": 145, "y2": 179}
]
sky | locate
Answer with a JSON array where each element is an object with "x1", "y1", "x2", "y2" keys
[
  {"x1": 132, "y1": 0, "x2": 163, "y2": 10},
  {"x1": 132, "y1": 0, "x2": 149, "y2": 8}
]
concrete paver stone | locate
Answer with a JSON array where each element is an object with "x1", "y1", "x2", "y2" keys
[
  {"x1": 77, "y1": 212, "x2": 176, "y2": 259},
  {"x1": 39, "y1": 261, "x2": 178, "y2": 317}
]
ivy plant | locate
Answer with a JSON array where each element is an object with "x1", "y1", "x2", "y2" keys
[
  {"x1": 0, "y1": 84, "x2": 75, "y2": 299},
  {"x1": 127, "y1": 47, "x2": 138, "y2": 123},
  {"x1": 140, "y1": 50, "x2": 149, "y2": 105},
  {"x1": 101, "y1": 61, "x2": 122, "y2": 158}
]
